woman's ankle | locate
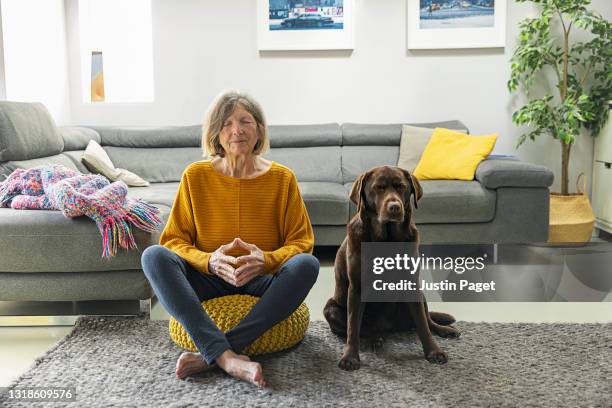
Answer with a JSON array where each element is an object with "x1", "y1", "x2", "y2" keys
[{"x1": 215, "y1": 349, "x2": 237, "y2": 368}]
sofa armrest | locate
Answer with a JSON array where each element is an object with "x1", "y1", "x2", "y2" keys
[{"x1": 475, "y1": 157, "x2": 554, "y2": 189}]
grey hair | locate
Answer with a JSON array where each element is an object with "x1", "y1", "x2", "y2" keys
[{"x1": 202, "y1": 90, "x2": 269, "y2": 158}]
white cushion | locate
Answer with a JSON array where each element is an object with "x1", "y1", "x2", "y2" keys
[{"x1": 82, "y1": 140, "x2": 150, "y2": 187}]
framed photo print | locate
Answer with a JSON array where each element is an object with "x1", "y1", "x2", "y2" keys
[
  {"x1": 407, "y1": 0, "x2": 506, "y2": 49},
  {"x1": 257, "y1": 0, "x2": 354, "y2": 51}
]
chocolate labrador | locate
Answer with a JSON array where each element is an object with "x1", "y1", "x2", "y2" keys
[{"x1": 324, "y1": 166, "x2": 460, "y2": 370}]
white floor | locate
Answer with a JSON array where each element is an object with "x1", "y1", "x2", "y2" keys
[{"x1": 2, "y1": 252, "x2": 611, "y2": 388}]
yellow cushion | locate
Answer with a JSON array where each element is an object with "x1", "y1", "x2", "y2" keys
[
  {"x1": 168, "y1": 294, "x2": 310, "y2": 356},
  {"x1": 413, "y1": 128, "x2": 498, "y2": 180}
]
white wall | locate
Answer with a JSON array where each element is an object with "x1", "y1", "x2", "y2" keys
[
  {"x1": 1, "y1": 0, "x2": 71, "y2": 124},
  {"x1": 65, "y1": 0, "x2": 612, "y2": 193}
]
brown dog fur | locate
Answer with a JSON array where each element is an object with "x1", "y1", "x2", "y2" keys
[{"x1": 323, "y1": 166, "x2": 460, "y2": 370}]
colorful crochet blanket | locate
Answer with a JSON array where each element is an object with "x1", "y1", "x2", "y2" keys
[{"x1": 0, "y1": 164, "x2": 162, "y2": 257}]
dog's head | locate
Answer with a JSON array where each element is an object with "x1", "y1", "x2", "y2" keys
[{"x1": 350, "y1": 166, "x2": 422, "y2": 224}]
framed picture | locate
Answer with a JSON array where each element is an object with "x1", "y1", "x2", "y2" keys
[
  {"x1": 257, "y1": 0, "x2": 354, "y2": 51},
  {"x1": 407, "y1": 0, "x2": 506, "y2": 49}
]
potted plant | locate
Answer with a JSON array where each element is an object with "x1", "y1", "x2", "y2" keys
[{"x1": 508, "y1": 0, "x2": 611, "y2": 243}]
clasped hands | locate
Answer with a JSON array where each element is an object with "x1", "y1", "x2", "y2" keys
[{"x1": 208, "y1": 237, "x2": 265, "y2": 287}]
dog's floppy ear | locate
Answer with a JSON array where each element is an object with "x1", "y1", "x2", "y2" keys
[
  {"x1": 400, "y1": 168, "x2": 422, "y2": 209},
  {"x1": 349, "y1": 171, "x2": 370, "y2": 216}
]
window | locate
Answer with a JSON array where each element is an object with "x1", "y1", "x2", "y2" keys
[{"x1": 78, "y1": 0, "x2": 154, "y2": 103}]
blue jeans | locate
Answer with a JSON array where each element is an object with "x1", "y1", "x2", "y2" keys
[{"x1": 141, "y1": 245, "x2": 319, "y2": 364}]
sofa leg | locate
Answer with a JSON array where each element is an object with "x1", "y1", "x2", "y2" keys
[{"x1": 493, "y1": 243, "x2": 498, "y2": 264}]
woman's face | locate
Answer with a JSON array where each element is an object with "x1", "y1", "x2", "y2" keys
[{"x1": 219, "y1": 104, "x2": 260, "y2": 158}]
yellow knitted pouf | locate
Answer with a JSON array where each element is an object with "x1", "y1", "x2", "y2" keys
[{"x1": 168, "y1": 294, "x2": 310, "y2": 355}]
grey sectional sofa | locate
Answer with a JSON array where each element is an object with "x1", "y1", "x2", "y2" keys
[{"x1": 0, "y1": 102, "x2": 554, "y2": 305}]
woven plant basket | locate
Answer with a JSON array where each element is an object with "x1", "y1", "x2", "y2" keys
[{"x1": 548, "y1": 173, "x2": 595, "y2": 244}]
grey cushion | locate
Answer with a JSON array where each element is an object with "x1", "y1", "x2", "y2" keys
[
  {"x1": 128, "y1": 183, "x2": 180, "y2": 207},
  {"x1": 344, "y1": 180, "x2": 496, "y2": 224},
  {"x1": 341, "y1": 120, "x2": 469, "y2": 146},
  {"x1": 103, "y1": 147, "x2": 204, "y2": 183},
  {"x1": 60, "y1": 151, "x2": 92, "y2": 174},
  {"x1": 264, "y1": 147, "x2": 342, "y2": 183},
  {"x1": 59, "y1": 126, "x2": 101, "y2": 151},
  {"x1": 0, "y1": 154, "x2": 80, "y2": 180},
  {"x1": 0, "y1": 206, "x2": 169, "y2": 273},
  {"x1": 0, "y1": 101, "x2": 63, "y2": 161},
  {"x1": 475, "y1": 157, "x2": 554, "y2": 189},
  {"x1": 268, "y1": 124, "x2": 341, "y2": 148},
  {"x1": 90, "y1": 125, "x2": 202, "y2": 148},
  {"x1": 341, "y1": 146, "x2": 399, "y2": 183},
  {"x1": 298, "y1": 182, "x2": 349, "y2": 225},
  {"x1": 127, "y1": 181, "x2": 350, "y2": 226}
]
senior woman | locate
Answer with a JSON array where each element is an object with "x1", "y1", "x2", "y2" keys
[{"x1": 141, "y1": 91, "x2": 319, "y2": 387}]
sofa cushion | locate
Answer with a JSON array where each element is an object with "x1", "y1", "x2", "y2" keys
[
  {"x1": 60, "y1": 151, "x2": 92, "y2": 174},
  {"x1": 130, "y1": 181, "x2": 350, "y2": 226},
  {"x1": 90, "y1": 125, "x2": 202, "y2": 148},
  {"x1": 131, "y1": 181, "x2": 349, "y2": 225},
  {"x1": 341, "y1": 146, "x2": 399, "y2": 183},
  {"x1": 398, "y1": 125, "x2": 469, "y2": 173},
  {"x1": 265, "y1": 147, "x2": 342, "y2": 183},
  {"x1": 128, "y1": 183, "x2": 180, "y2": 207},
  {"x1": 0, "y1": 101, "x2": 64, "y2": 161},
  {"x1": 83, "y1": 141, "x2": 150, "y2": 187},
  {"x1": 0, "y1": 205, "x2": 170, "y2": 273},
  {"x1": 0, "y1": 154, "x2": 80, "y2": 181},
  {"x1": 345, "y1": 180, "x2": 496, "y2": 223},
  {"x1": 104, "y1": 147, "x2": 204, "y2": 183},
  {"x1": 341, "y1": 120, "x2": 469, "y2": 146},
  {"x1": 414, "y1": 129, "x2": 498, "y2": 181},
  {"x1": 268, "y1": 124, "x2": 341, "y2": 148},
  {"x1": 59, "y1": 126, "x2": 101, "y2": 151},
  {"x1": 298, "y1": 182, "x2": 348, "y2": 226}
]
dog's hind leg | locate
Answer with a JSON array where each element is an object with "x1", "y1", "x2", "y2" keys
[
  {"x1": 323, "y1": 298, "x2": 347, "y2": 338},
  {"x1": 425, "y1": 302, "x2": 460, "y2": 338},
  {"x1": 429, "y1": 311, "x2": 456, "y2": 326}
]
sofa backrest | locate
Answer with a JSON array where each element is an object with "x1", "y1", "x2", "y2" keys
[
  {"x1": 340, "y1": 121, "x2": 469, "y2": 182},
  {"x1": 264, "y1": 124, "x2": 342, "y2": 182},
  {"x1": 0, "y1": 99, "x2": 471, "y2": 185},
  {"x1": 88, "y1": 126, "x2": 204, "y2": 183},
  {"x1": 0, "y1": 101, "x2": 64, "y2": 162}
]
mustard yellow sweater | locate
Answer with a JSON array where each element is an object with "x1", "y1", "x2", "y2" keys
[{"x1": 160, "y1": 160, "x2": 314, "y2": 275}]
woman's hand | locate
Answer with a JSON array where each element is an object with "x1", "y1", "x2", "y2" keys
[
  {"x1": 208, "y1": 241, "x2": 240, "y2": 285},
  {"x1": 234, "y1": 238, "x2": 265, "y2": 287}
]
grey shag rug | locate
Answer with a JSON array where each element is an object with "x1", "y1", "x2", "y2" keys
[{"x1": 1, "y1": 316, "x2": 611, "y2": 407}]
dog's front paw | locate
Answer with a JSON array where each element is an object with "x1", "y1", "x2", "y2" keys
[
  {"x1": 338, "y1": 353, "x2": 361, "y2": 371},
  {"x1": 425, "y1": 349, "x2": 448, "y2": 364}
]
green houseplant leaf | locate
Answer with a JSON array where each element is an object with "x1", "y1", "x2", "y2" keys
[{"x1": 508, "y1": 0, "x2": 611, "y2": 195}]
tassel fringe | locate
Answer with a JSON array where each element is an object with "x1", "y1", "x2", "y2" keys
[{"x1": 99, "y1": 199, "x2": 162, "y2": 258}]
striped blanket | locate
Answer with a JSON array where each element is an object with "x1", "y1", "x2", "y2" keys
[{"x1": 0, "y1": 164, "x2": 162, "y2": 257}]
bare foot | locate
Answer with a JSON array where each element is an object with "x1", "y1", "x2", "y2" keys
[
  {"x1": 216, "y1": 350, "x2": 266, "y2": 387},
  {"x1": 175, "y1": 352, "x2": 213, "y2": 379}
]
